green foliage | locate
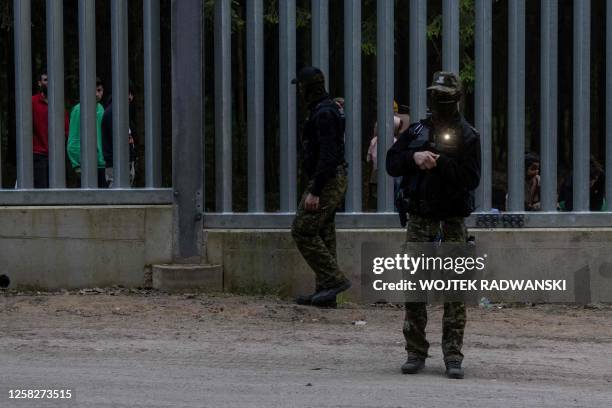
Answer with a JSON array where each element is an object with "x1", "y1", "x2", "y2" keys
[
  {"x1": 203, "y1": 0, "x2": 245, "y2": 33},
  {"x1": 361, "y1": 10, "x2": 377, "y2": 56},
  {"x1": 360, "y1": 0, "x2": 377, "y2": 56},
  {"x1": 203, "y1": 0, "x2": 313, "y2": 32},
  {"x1": 427, "y1": 0, "x2": 476, "y2": 93},
  {"x1": 263, "y1": 0, "x2": 311, "y2": 28},
  {"x1": 427, "y1": 15, "x2": 442, "y2": 40},
  {"x1": 264, "y1": 0, "x2": 279, "y2": 25},
  {"x1": 260, "y1": 0, "x2": 378, "y2": 56}
]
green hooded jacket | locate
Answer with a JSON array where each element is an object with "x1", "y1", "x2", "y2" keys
[{"x1": 67, "y1": 102, "x2": 106, "y2": 169}]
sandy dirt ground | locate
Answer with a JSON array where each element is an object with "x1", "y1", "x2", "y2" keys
[{"x1": 1, "y1": 290, "x2": 611, "y2": 408}]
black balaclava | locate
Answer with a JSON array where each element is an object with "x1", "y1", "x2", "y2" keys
[
  {"x1": 427, "y1": 71, "x2": 462, "y2": 125},
  {"x1": 293, "y1": 66, "x2": 328, "y2": 109},
  {"x1": 429, "y1": 90, "x2": 460, "y2": 124},
  {"x1": 301, "y1": 80, "x2": 327, "y2": 108},
  {"x1": 428, "y1": 84, "x2": 462, "y2": 154}
]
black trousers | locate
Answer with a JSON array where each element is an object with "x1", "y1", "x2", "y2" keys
[
  {"x1": 70, "y1": 167, "x2": 108, "y2": 188},
  {"x1": 33, "y1": 154, "x2": 49, "y2": 188}
]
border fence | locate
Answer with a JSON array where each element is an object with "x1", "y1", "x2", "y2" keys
[{"x1": 3, "y1": 0, "x2": 612, "y2": 238}]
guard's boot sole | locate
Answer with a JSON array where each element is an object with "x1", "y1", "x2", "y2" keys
[
  {"x1": 445, "y1": 361, "x2": 465, "y2": 379},
  {"x1": 295, "y1": 295, "x2": 314, "y2": 305},
  {"x1": 445, "y1": 368, "x2": 464, "y2": 379},
  {"x1": 313, "y1": 300, "x2": 337, "y2": 309}
]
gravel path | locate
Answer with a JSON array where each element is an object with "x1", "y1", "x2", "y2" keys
[{"x1": 1, "y1": 292, "x2": 611, "y2": 407}]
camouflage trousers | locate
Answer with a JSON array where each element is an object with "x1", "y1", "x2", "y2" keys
[
  {"x1": 403, "y1": 213, "x2": 467, "y2": 362},
  {"x1": 291, "y1": 168, "x2": 348, "y2": 290}
]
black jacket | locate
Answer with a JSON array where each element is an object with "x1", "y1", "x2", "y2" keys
[
  {"x1": 101, "y1": 102, "x2": 137, "y2": 167},
  {"x1": 301, "y1": 96, "x2": 345, "y2": 195},
  {"x1": 386, "y1": 115, "x2": 481, "y2": 218}
]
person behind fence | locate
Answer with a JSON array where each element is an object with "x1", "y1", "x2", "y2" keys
[
  {"x1": 101, "y1": 83, "x2": 137, "y2": 187},
  {"x1": 67, "y1": 77, "x2": 107, "y2": 187},
  {"x1": 386, "y1": 71, "x2": 481, "y2": 379},
  {"x1": 366, "y1": 101, "x2": 408, "y2": 210},
  {"x1": 558, "y1": 155, "x2": 606, "y2": 211},
  {"x1": 31, "y1": 71, "x2": 69, "y2": 188},
  {"x1": 524, "y1": 152, "x2": 541, "y2": 211},
  {"x1": 290, "y1": 66, "x2": 351, "y2": 308}
]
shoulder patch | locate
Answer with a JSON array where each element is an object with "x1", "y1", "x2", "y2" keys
[
  {"x1": 413, "y1": 123, "x2": 423, "y2": 135},
  {"x1": 408, "y1": 119, "x2": 433, "y2": 135}
]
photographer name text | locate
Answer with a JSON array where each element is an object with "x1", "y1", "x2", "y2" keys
[{"x1": 372, "y1": 279, "x2": 567, "y2": 292}]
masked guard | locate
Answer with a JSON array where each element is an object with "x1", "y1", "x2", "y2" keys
[
  {"x1": 291, "y1": 67, "x2": 351, "y2": 308},
  {"x1": 386, "y1": 71, "x2": 481, "y2": 379}
]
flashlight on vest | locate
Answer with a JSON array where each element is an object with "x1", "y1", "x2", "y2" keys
[{"x1": 433, "y1": 127, "x2": 460, "y2": 154}]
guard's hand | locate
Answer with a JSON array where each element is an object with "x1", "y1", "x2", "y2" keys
[
  {"x1": 413, "y1": 151, "x2": 439, "y2": 170},
  {"x1": 305, "y1": 193, "x2": 320, "y2": 211}
]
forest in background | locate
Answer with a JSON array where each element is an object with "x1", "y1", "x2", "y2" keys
[{"x1": 0, "y1": 0, "x2": 608, "y2": 211}]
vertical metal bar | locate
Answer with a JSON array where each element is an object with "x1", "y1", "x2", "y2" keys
[
  {"x1": 409, "y1": 0, "x2": 427, "y2": 122},
  {"x1": 247, "y1": 0, "x2": 265, "y2": 212},
  {"x1": 47, "y1": 0, "x2": 66, "y2": 188},
  {"x1": 507, "y1": 0, "x2": 525, "y2": 212},
  {"x1": 171, "y1": 0, "x2": 204, "y2": 263},
  {"x1": 312, "y1": 0, "x2": 329, "y2": 86},
  {"x1": 573, "y1": 0, "x2": 590, "y2": 211},
  {"x1": 475, "y1": 0, "x2": 492, "y2": 211},
  {"x1": 14, "y1": 0, "x2": 33, "y2": 189},
  {"x1": 78, "y1": 0, "x2": 98, "y2": 188},
  {"x1": 540, "y1": 0, "x2": 558, "y2": 212},
  {"x1": 607, "y1": 0, "x2": 612, "y2": 210},
  {"x1": 376, "y1": 0, "x2": 394, "y2": 212},
  {"x1": 279, "y1": 0, "x2": 297, "y2": 212},
  {"x1": 144, "y1": 0, "x2": 162, "y2": 188},
  {"x1": 214, "y1": 0, "x2": 232, "y2": 212},
  {"x1": 442, "y1": 0, "x2": 460, "y2": 73},
  {"x1": 111, "y1": 0, "x2": 129, "y2": 188},
  {"x1": 0, "y1": 114, "x2": 2, "y2": 186},
  {"x1": 344, "y1": 0, "x2": 361, "y2": 212}
]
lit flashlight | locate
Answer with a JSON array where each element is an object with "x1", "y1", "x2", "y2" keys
[{"x1": 434, "y1": 128, "x2": 459, "y2": 154}]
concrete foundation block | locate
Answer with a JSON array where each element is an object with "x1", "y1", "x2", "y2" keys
[{"x1": 152, "y1": 264, "x2": 223, "y2": 292}]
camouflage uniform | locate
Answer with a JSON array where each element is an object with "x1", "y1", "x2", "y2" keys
[
  {"x1": 403, "y1": 213, "x2": 467, "y2": 362},
  {"x1": 291, "y1": 67, "x2": 347, "y2": 294},
  {"x1": 291, "y1": 166, "x2": 348, "y2": 289}
]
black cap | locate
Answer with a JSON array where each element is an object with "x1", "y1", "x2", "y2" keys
[
  {"x1": 291, "y1": 66, "x2": 325, "y2": 85},
  {"x1": 427, "y1": 71, "x2": 462, "y2": 96}
]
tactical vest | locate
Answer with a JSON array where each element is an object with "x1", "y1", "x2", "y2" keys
[
  {"x1": 400, "y1": 119, "x2": 475, "y2": 219},
  {"x1": 301, "y1": 98, "x2": 346, "y2": 176}
]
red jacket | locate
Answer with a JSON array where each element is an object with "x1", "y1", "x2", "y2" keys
[{"x1": 32, "y1": 93, "x2": 69, "y2": 156}]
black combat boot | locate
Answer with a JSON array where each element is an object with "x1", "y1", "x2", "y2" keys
[
  {"x1": 296, "y1": 285, "x2": 322, "y2": 305},
  {"x1": 445, "y1": 359, "x2": 464, "y2": 379},
  {"x1": 295, "y1": 293, "x2": 316, "y2": 305},
  {"x1": 296, "y1": 294, "x2": 337, "y2": 308},
  {"x1": 296, "y1": 287, "x2": 337, "y2": 308},
  {"x1": 311, "y1": 279, "x2": 351, "y2": 305},
  {"x1": 401, "y1": 353, "x2": 426, "y2": 374}
]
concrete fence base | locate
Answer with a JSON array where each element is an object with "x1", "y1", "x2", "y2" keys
[
  {"x1": 0, "y1": 206, "x2": 173, "y2": 290},
  {"x1": 206, "y1": 228, "x2": 612, "y2": 303},
  {"x1": 1, "y1": 206, "x2": 611, "y2": 302}
]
